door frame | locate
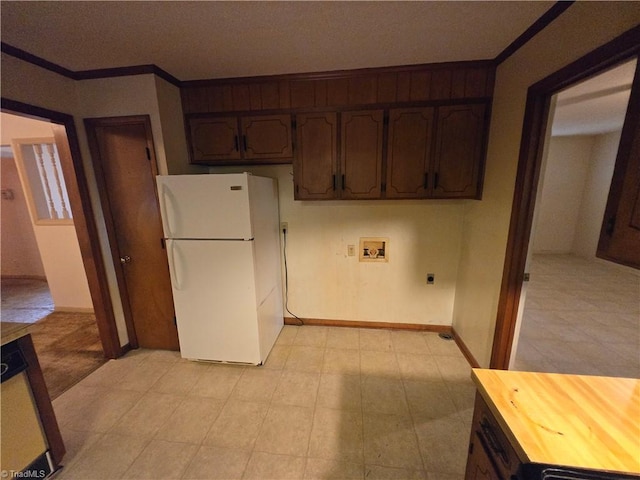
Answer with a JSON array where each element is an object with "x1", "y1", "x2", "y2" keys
[
  {"x1": 1, "y1": 98, "x2": 123, "y2": 359},
  {"x1": 490, "y1": 25, "x2": 640, "y2": 369},
  {"x1": 84, "y1": 115, "x2": 163, "y2": 349}
]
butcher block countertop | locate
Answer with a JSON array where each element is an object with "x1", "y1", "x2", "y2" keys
[
  {"x1": 1, "y1": 321, "x2": 32, "y2": 346},
  {"x1": 472, "y1": 368, "x2": 640, "y2": 475}
]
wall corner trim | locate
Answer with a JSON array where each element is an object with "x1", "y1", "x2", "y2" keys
[
  {"x1": 452, "y1": 327, "x2": 481, "y2": 368},
  {"x1": 494, "y1": 1, "x2": 575, "y2": 66}
]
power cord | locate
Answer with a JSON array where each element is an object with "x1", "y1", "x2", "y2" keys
[{"x1": 282, "y1": 226, "x2": 303, "y2": 326}]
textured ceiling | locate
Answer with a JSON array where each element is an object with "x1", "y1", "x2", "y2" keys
[
  {"x1": 552, "y1": 59, "x2": 636, "y2": 136},
  {"x1": 0, "y1": 1, "x2": 554, "y2": 81}
]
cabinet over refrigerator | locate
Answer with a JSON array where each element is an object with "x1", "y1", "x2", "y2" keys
[{"x1": 156, "y1": 173, "x2": 283, "y2": 364}]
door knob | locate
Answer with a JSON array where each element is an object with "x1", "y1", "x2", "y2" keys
[{"x1": 120, "y1": 255, "x2": 131, "y2": 264}]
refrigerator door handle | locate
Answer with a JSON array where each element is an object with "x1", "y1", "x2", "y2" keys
[
  {"x1": 160, "y1": 184, "x2": 177, "y2": 238},
  {"x1": 167, "y1": 241, "x2": 182, "y2": 290}
]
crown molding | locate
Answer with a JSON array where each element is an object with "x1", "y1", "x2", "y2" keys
[
  {"x1": 494, "y1": 1, "x2": 575, "y2": 65},
  {"x1": 1, "y1": 42, "x2": 180, "y2": 87}
]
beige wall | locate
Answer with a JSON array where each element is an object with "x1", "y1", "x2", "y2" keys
[
  {"x1": 573, "y1": 131, "x2": 621, "y2": 257},
  {"x1": 533, "y1": 135, "x2": 595, "y2": 253},
  {"x1": 1, "y1": 53, "x2": 77, "y2": 113},
  {"x1": 154, "y1": 76, "x2": 205, "y2": 175},
  {"x1": 532, "y1": 131, "x2": 621, "y2": 256},
  {"x1": 0, "y1": 156, "x2": 45, "y2": 278},
  {"x1": 452, "y1": 3, "x2": 640, "y2": 367},
  {"x1": 210, "y1": 165, "x2": 465, "y2": 325},
  {"x1": 0, "y1": 113, "x2": 92, "y2": 310},
  {"x1": 0, "y1": 67, "x2": 186, "y2": 343},
  {"x1": 74, "y1": 75, "x2": 173, "y2": 344}
]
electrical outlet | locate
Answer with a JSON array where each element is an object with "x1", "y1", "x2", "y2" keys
[
  {"x1": 347, "y1": 245, "x2": 355, "y2": 256},
  {"x1": 281, "y1": 222, "x2": 288, "y2": 233},
  {"x1": 426, "y1": 273, "x2": 435, "y2": 285}
]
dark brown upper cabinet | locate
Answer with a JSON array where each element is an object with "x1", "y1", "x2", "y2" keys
[
  {"x1": 188, "y1": 114, "x2": 293, "y2": 165},
  {"x1": 340, "y1": 110, "x2": 384, "y2": 200},
  {"x1": 293, "y1": 105, "x2": 487, "y2": 201},
  {"x1": 432, "y1": 104, "x2": 487, "y2": 198},
  {"x1": 386, "y1": 107, "x2": 435, "y2": 199},
  {"x1": 188, "y1": 116, "x2": 241, "y2": 162},
  {"x1": 293, "y1": 110, "x2": 384, "y2": 200},
  {"x1": 294, "y1": 112, "x2": 338, "y2": 200},
  {"x1": 181, "y1": 61, "x2": 495, "y2": 114},
  {"x1": 181, "y1": 60, "x2": 494, "y2": 196}
]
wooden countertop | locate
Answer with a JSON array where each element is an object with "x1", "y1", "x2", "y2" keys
[
  {"x1": 472, "y1": 368, "x2": 640, "y2": 475},
  {"x1": 1, "y1": 322, "x2": 33, "y2": 346}
]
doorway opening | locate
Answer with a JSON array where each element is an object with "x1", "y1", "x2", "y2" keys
[
  {"x1": 1, "y1": 112, "x2": 108, "y2": 397},
  {"x1": 1, "y1": 98, "x2": 124, "y2": 398},
  {"x1": 490, "y1": 27, "x2": 640, "y2": 370},
  {"x1": 1, "y1": 141, "x2": 53, "y2": 322},
  {"x1": 511, "y1": 59, "x2": 639, "y2": 378}
]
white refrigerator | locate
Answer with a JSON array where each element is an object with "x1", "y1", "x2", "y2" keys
[{"x1": 156, "y1": 173, "x2": 283, "y2": 364}]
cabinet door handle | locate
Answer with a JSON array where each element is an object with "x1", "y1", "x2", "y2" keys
[
  {"x1": 423, "y1": 173, "x2": 429, "y2": 189},
  {"x1": 234, "y1": 135, "x2": 239, "y2": 152},
  {"x1": 243, "y1": 135, "x2": 248, "y2": 151},
  {"x1": 342, "y1": 174, "x2": 346, "y2": 190},
  {"x1": 480, "y1": 418, "x2": 509, "y2": 467},
  {"x1": 605, "y1": 216, "x2": 616, "y2": 235},
  {"x1": 434, "y1": 172, "x2": 439, "y2": 189},
  {"x1": 332, "y1": 175, "x2": 336, "y2": 191}
]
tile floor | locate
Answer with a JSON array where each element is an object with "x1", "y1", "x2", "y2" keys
[
  {"x1": 513, "y1": 254, "x2": 640, "y2": 378},
  {"x1": 53, "y1": 326, "x2": 474, "y2": 480}
]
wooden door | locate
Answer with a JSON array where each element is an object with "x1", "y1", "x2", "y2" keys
[
  {"x1": 432, "y1": 104, "x2": 486, "y2": 198},
  {"x1": 340, "y1": 110, "x2": 384, "y2": 199},
  {"x1": 188, "y1": 116, "x2": 241, "y2": 163},
  {"x1": 597, "y1": 62, "x2": 640, "y2": 269},
  {"x1": 294, "y1": 112, "x2": 338, "y2": 200},
  {"x1": 86, "y1": 116, "x2": 179, "y2": 350},
  {"x1": 241, "y1": 114, "x2": 293, "y2": 161},
  {"x1": 386, "y1": 108, "x2": 434, "y2": 198}
]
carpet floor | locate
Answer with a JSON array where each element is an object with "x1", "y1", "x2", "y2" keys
[
  {"x1": 29, "y1": 311, "x2": 106, "y2": 399},
  {"x1": 2, "y1": 278, "x2": 107, "y2": 399}
]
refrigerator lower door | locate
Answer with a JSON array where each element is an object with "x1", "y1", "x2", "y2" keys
[
  {"x1": 257, "y1": 285, "x2": 284, "y2": 363},
  {"x1": 167, "y1": 239, "x2": 261, "y2": 364}
]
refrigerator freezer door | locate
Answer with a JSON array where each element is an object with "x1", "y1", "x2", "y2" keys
[
  {"x1": 167, "y1": 239, "x2": 261, "y2": 363},
  {"x1": 157, "y1": 174, "x2": 253, "y2": 240}
]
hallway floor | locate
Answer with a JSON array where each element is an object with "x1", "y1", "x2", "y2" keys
[
  {"x1": 53, "y1": 326, "x2": 473, "y2": 479},
  {"x1": 513, "y1": 254, "x2": 640, "y2": 378},
  {"x1": 1, "y1": 278, "x2": 105, "y2": 399},
  {"x1": 1, "y1": 277, "x2": 54, "y2": 323}
]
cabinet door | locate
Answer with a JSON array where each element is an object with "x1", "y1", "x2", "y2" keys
[
  {"x1": 188, "y1": 116, "x2": 241, "y2": 163},
  {"x1": 432, "y1": 104, "x2": 486, "y2": 198},
  {"x1": 386, "y1": 108, "x2": 434, "y2": 198},
  {"x1": 294, "y1": 112, "x2": 338, "y2": 200},
  {"x1": 465, "y1": 432, "x2": 502, "y2": 480},
  {"x1": 466, "y1": 393, "x2": 521, "y2": 480},
  {"x1": 241, "y1": 114, "x2": 293, "y2": 161},
  {"x1": 340, "y1": 110, "x2": 384, "y2": 199}
]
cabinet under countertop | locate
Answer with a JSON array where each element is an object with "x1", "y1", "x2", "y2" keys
[{"x1": 469, "y1": 368, "x2": 640, "y2": 477}]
